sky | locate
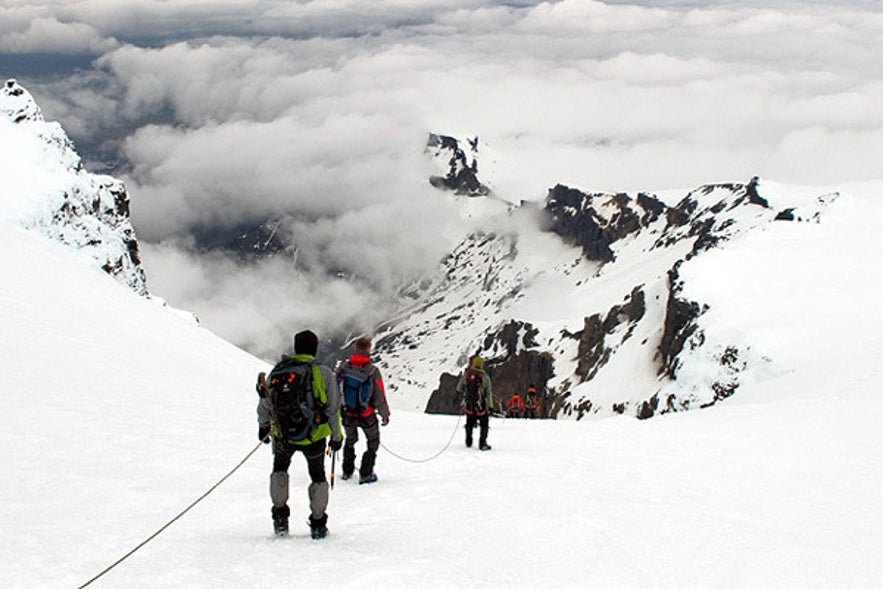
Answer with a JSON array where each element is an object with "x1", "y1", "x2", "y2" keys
[
  {"x1": 2, "y1": 180, "x2": 883, "y2": 588},
  {"x1": 3, "y1": 0, "x2": 883, "y2": 357}
]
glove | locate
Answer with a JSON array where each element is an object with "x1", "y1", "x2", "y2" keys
[
  {"x1": 381, "y1": 417, "x2": 389, "y2": 427},
  {"x1": 259, "y1": 425, "x2": 271, "y2": 443},
  {"x1": 329, "y1": 438, "x2": 342, "y2": 452}
]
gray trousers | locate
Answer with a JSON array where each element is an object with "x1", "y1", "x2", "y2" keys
[{"x1": 270, "y1": 439, "x2": 328, "y2": 519}]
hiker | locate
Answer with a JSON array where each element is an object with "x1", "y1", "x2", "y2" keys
[
  {"x1": 523, "y1": 385, "x2": 540, "y2": 419},
  {"x1": 256, "y1": 329, "x2": 343, "y2": 539},
  {"x1": 506, "y1": 392, "x2": 525, "y2": 418},
  {"x1": 457, "y1": 355, "x2": 494, "y2": 450},
  {"x1": 336, "y1": 336, "x2": 390, "y2": 485}
]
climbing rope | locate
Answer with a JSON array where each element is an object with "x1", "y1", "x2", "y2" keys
[
  {"x1": 77, "y1": 440, "x2": 265, "y2": 589},
  {"x1": 380, "y1": 413, "x2": 463, "y2": 463}
]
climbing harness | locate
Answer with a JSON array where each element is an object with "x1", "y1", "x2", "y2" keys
[
  {"x1": 380, "y1": 413, "x2": 463, "y2": 463},
  {"x1": 77, "y1": 441, "x2": 264, "y2": 589}
]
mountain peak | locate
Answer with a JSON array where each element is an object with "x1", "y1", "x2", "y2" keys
[
  {"x1": 1, "y1": 79, "x2": 148, "y2": 295},
  {"x1": 1, "y1": 79, "x2": 44, "y2": 124},
  {"x1": 426, "y1": 133, "x2": 492, "y2": 197}
]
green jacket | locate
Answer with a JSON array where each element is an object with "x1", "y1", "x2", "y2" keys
[{"x1": 257, "y1": 353, "x2": 343, "y2": 447}]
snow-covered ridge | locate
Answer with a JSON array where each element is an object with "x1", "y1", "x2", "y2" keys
[
  {"x1": 376, "y1": 176, "x2": 844, "y2": 420},
  {"x1": 0, "y1": 79, "x2": 147, "y2": 294}
]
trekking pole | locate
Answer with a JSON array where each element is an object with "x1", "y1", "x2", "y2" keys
[{"x1": 328, "y1": 446, "x2": 337, "y2": 489}]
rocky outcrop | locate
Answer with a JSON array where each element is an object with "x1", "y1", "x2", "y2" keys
[
  {"x1": 1, "y1": 79, "x2": 148, "y2": 295},
  {"x1": 426, "y1": 133, "x2": 490, "y2": 197},
  {"x1": 567, "y1": 285, "x2": 646, "y2": 383},
  {"x1": 550, "y1": 286, "x2": 646, "y2": 420},
  {"x1": 658, "y1": 263, "x2": 706, "y2": 379},
  {"x1": 544, "y1": 185, "x2": 667, "y2": 263},
  {"x1": 654, "y1": 177, "x2": 770, "y2": 259}
]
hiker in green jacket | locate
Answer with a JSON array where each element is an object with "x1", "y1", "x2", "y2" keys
[
  {"x1": 457, "y1": 355, "x2": 495, "y2": 451},
  {"x1": 256, "y1": 330, "x2": 343, "y2": 539}
]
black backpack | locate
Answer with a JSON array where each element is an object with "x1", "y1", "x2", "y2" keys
[
  {"x1": 266, "y1": 358, "x2": 323, "y2": 442},
  {"x1": 464, "y1": 368, "x2": 487, "y2": 414}
]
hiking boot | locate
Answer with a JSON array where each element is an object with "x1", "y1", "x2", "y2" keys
[
  {"x1": 309, "y1": 514, "x2": 328, "y2": 540},
  {"x1": 272, "y1": 505, "x2": 290, "y2": 536},
  {"x1": 341, "y1": 472, "x2": 353, "y2": 481},
  {"x1": 359, "y1": 473, "x2": 378, "y2": 485},
  {"x1": 479, "y1": 443, "x2": 492, "y2": 451}
]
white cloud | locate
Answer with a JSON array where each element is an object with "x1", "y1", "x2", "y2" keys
[
  {"x1": 0, "y1": 15, "x2": 118, "y2": 53},
  {"x1": 11, "y1": 0, "x2": 883, "y2": 354}
]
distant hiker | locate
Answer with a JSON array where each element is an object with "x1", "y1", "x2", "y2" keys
[
  {"x1": 336, "y1": 336, "x2": 390, "y2": 485},
  {"x1": 523, "y1": 385, "x2": 540, "y2": 419},
  {"x1": 457, "y1": 356, "x2": 494, "y2": 450},
  {"x1": 506, "y1": 392, "x2": 525, "y2": 418},
  {"x1": 256, "y1": 330, "x2": 343, "y2": 539}
]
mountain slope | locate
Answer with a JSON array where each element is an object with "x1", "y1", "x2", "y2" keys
[
  {"x1": 376, "y1": 176, "x2": 882, "y2": 422},
  {"x1": 2, "y1": 216, "x2": 882, "y2": 588},
  {"x1": 0, "y1": 79, "x2": 147, "y2": 294}
]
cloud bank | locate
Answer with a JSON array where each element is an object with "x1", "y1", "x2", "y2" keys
[{"x1": 5, "y1": 0, "x2": 883, "y2": 358}]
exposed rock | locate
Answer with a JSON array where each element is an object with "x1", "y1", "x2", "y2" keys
[
  {"x1": 636, "y1": 393, "x2": 660, "y2": 420},
  {"x1": 566, "y1": 286, "x2": 646, "y2": 383},
  {"x1": 1, "y1": 79, "x2": 148, "y2": 294},
  {"x1": 654, "y1": 179, "x2": 771, "y2": 259},
  {"x1": 658, "y1": 263, "x2": 706, "y2": 378},
  {"x1": 426, "y1": 133, "x2": 490, "y2": 197},
  {"x1": 544, "y1": 185, "x2": 667, "y2": 263}
]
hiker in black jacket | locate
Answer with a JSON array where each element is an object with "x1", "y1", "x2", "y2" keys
[{"x1": 256, "y1": 330, "x2": 343, "y2": 539}]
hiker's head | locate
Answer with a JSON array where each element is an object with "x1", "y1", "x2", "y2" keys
[
  {"x1": 294, "y1": 330, "x2": 319, "y2": 356},
  {"x1": 354, "y1": 336, "x2": 372, "y2": 355},
  {"x1": 471, "y1": 356, "x2": 484, "y2": 371}
]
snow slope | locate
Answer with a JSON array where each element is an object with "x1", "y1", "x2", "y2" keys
[
  {"x1": 2, "y1": 193, "x2": 882, "y2": 587},
  {"x1": 0, "y1": 79, "x2": 147, "y2": 295}
]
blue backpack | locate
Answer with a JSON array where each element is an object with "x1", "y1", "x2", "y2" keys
[{"x1": 338, "y1": 364, "x2": 373, "y2": 416}]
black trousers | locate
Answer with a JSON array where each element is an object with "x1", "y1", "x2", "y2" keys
[
  {"x1": 273, "y1": 439, "x2": 327, "y2": 483},
  {"x1": 342, "y1": 414, "x2": 380, "y2": 478},
  {"x1": 465, "y1": 412, "x2": 489, "y2": 446}
]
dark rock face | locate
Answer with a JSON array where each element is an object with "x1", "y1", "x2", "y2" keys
[
  {"x1": 569, "y1": 286, "x2": 646, "y2": 383},
  {"x1": 658, "y1": 263, "x2": 706, "y2": 379},
  {"x1": 654, "y1": 179, "x2": 771, "y2": 259},
  {"x1": 551, "y1": 286, "x2": 646, "y2": 420},
  {"x1": 544, "y1": 185, "x2": 667, "y2": 263},
  {"x1": 425, "y1": 372, "x2": 463, "y2": 414},
  {"x1": 426, "y1": 133, "x2": 490, "y2": 197}
]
